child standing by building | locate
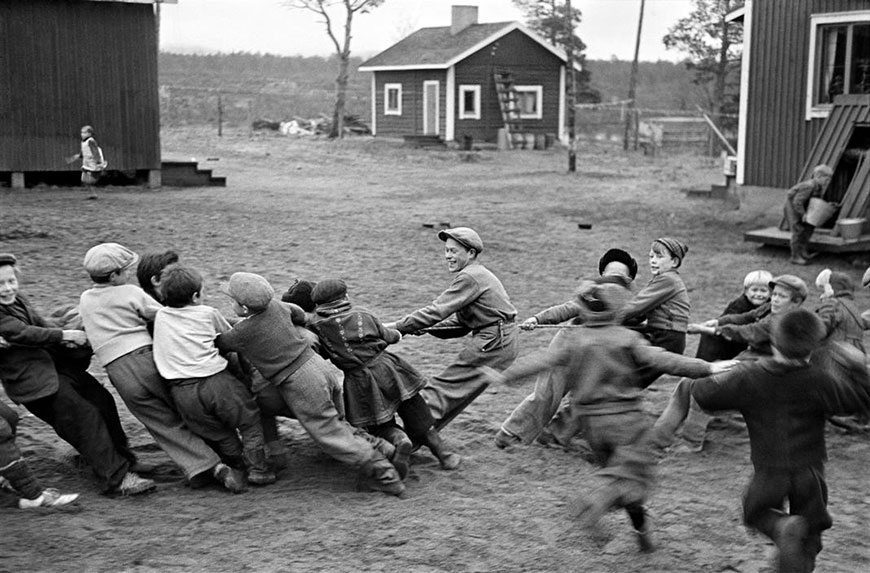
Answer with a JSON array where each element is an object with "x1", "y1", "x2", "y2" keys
[
  {"x1": 653, "y1": 309, "x2": 870, "y2": 572},
  {"x1": 308, "y1": 279, "x2": 460, "y2": 473},
  {"x1": 78, "y1": 243, "x2": 243, "y2": 493},
  {"x1": 152, "y1": 264, "x2": 276, "y2": 487},
  {"x1": 215, "y1": 272, "x2": 405, "y2": 496},
  {"x1": 67, "y1": 125, "x2": 107, "y2": 199},
  {"x1": 622, "y1": 238, "x2": 691, "y2": 354}
]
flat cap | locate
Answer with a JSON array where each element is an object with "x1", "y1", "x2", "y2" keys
[
  {"x1": 83, "y1": 243, "x2": 139, "y2": 277},
  {"x1": 311, "y1": 278, "x2": 347, "y2": 305},
  {"x1": 438, "y1": 227, "x2": 483, "y2": 253},
  {"x1": 0, "y1": 253, "x2": 18, "y2": 266},
  {"x1": 221, "y1": 272, "x2": 274, "y2": 310},
  {"x1": 769, "y1": 274, "x2": 809, "y2": 302}
]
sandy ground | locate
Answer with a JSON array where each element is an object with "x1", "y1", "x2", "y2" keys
[{"x1": 1, "y1": 128, "x2": 868, "y2": 572}]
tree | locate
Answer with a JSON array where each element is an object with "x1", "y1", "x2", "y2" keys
[
  {"x1": 285, "y1": 0, "x2": 385, "y2": 138},
  {"x1": 663, "y1": 0, "x2": 742, "y2": 131}
]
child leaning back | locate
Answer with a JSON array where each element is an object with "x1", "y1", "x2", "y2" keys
[{"x1": 152, "y1": 263, "x2": 276, "y2": 489}]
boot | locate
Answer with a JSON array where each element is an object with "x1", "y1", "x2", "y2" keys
[
  {"x1": 244, "y1": 448, "x2": 277, "y2": 486},
  {"x1": 264, "y1": 440, "x2": 289, "y2": 471},
  {"x1": 790, "y1": 243, "x2": 808, "y2": 265},
  {"x1": 358, "y1": 453, "x2": 405, "y2": 497},
  {"x1": 423, "y1": 428, "x2": 461, "y2": 470},
  {"x1": 379, "y1": 426, "x2": 412, "y2": 480},
  {"x1": 213, "y1": 463, "x2": 247, "y2": 494}
]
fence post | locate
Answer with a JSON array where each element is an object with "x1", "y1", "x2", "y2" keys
[{"x1": 218, "y1": 94, "x2": 223, "y2": 137}]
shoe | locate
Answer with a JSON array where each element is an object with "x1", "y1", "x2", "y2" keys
[
  {"x1": 424, "y1": 428, "x2": 462, "y2": 470},
  {"x1": 247, "y1": 468, "x2": 277, "y2": 486},
  {"x1": 19, "y1": 488, "x2": 80, "y2": 509},
  {"x1": 390, "y1": 437, "x2": 413, "y2": 480},
  {"x1": 775, "y1": 516, "x2": 809, "y2": 573},
  {"x1": 360, "y1": 458, "x2": 405, "y2": 497},
  {"x1": 117, "y1": 472, "x2": 156, "y2": 496},
  {"x1": 244, "y1": 449, "x2": 277, "y2": 486},
  {"x1": 789, "y1": 256, "x2": 809, "y2": 266},
  {"x1": 495, "y1": 429, "x2": 521, "y2": 449},
  {"x1": 213, "y1": 463, "x2": 247, "y2": 494}
]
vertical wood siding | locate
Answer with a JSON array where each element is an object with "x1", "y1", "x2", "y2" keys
[
  {"x1": 0, "y1": 0, "x2": 160, "y2": 172},
  {"x1": 745, "y1": 0, "x2": 870, "y2": 187},
  {"x1": 373, "y1": 70, "x2": 447, "y2": 137}
]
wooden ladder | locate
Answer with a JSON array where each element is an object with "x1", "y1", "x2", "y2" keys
[{"x1": 493, "y1": 70, "x2": 526, "y2": 149}]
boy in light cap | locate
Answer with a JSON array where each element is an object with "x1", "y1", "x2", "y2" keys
[
  {"x1": 216, "y1": 272, "x2": 405, "y2": 496},
  {"x1": 483, "y1": 277, "x2": 735, "y2": 552},
  {"x1": 653, "y1": 309, "x2": 870, "y2": 572},
  {"x1": 79, "y1": 243, "x2": 241, "y2": 494}
]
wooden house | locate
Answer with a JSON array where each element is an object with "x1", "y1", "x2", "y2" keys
[
  {"x1": 732, "y1": 0, "x2": 870, "y2": 251},
  {"x1": 0, "y1": 0, "x2": 173, "y2": 189},
  {"x1": 358, "y1": 5, "x2": 579, "y2": 147}
]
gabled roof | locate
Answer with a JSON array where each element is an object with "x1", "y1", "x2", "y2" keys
[{"x1": 359, "y1": 21, "x2": 575, "y2": 72}]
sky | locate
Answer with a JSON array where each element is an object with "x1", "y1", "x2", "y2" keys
[{"x1": 159, "y1": 0, "x2": 696, "y2": 62}]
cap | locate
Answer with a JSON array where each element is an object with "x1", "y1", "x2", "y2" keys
[
  {"x1": 0, "y1": 253, "x2": 17, "y2": 267},
  {"x1": 653, "y1": 237, "x2": 689, "y2": 266},
  {"x1": 83, "y1": 243, "x2": 139, "y2": 277},
  {"x1": 281, "y1": 279, "x2": 317, "y2": 312},
  {"x1": 769, "y1": 274, "x2": 809, "y2": 302},
  {"x1": 438, "y1": 227, "x2": 483, "y2": 253},
  {"x1": 598, "y1": 248, "x2": 638, "y2": 280},
  {"x1": 771, "y1": 309, "x2": 825, "y2": 359},
  {"x1": 828, "y1": 271, "x2": 854, "y2": 294},
  {"x1": 311, "y1": 278, "x2": 347, "y2": 305},
  {"x1": 221, "y1": 272, "x2": 274, "y2": 310}
]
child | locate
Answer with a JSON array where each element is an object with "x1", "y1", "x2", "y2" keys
[
  {"x1": 622, "y1": 238, "x2": 691, "y2": 354},
  {"x1": 67, "y1": 125, "x2": 107, "y2": 199},
  {"x1": 215, "y1": 272, "x2": 405, "y2": 496},
  {"x1": 308, "y1": 279, "x2": 460, "y2": 473},
  {"x1": 783, "y1": 164, "x2": 833, "y2": 265},
  {"x1": 78, "y1": 243, "x2": 244, "y2": 493},
  {"x1": 814, "y1": 270, "x2": 865, "y2": 354},
  {"x1": 0, "y1": 252, "x2": 154, "y2": 496},
  {"x1": 136, "y1": 250, "x2": 180, "y2": 301},
  {"x1": 483, "y1": 278, "x2": 735, "y2": 552},
  {"x1": 1, "y1": 400, "x2": 79, "y2": 509},
  {"x1": 152, "y1": 263, "x2": 276, "y2": 487},
  {"x1": 653, "y1": 309, "x2": 870, "y2": 571}
]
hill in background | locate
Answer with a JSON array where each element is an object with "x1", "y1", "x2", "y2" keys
[{"x1": 158, "y1": 52, "x2": 707, "y2": 128}]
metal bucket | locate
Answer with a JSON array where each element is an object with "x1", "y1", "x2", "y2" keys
[{"x1": 805, "y1": 197, "x2": 836, "y2": 227}]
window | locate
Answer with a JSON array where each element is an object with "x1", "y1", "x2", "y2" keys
[
  {"x1": 808, "y1": 12, "x2": 870, "y2": 118},
  {"x1": 384, "y1": 83, "x2": 402, "y2": 116},
  {"x1": 515, "y1": 85, "x2": 543, "y2": 119},
  {"x1": 459, "y1": 85, "x2": 481, "y2": 119}
]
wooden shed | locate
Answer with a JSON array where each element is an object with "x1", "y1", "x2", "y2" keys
[
  {"x1": 0, "y1": 0, "x2": 172, "y2": 188},
  {"x1": 358, "y1": 5, "x2": 578, "y2": 146}
]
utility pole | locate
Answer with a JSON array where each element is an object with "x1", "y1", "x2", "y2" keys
[
  {"x1": 565, "y1": 0, "x2": 576, "y2": 172},
  {"x1": 624, "y1": 0, "x2": 645, "y2": 150}
]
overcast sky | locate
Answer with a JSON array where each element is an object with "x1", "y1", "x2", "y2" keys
[{"x1": 160, "y1": 0, "x2": 695, "y2": 62}]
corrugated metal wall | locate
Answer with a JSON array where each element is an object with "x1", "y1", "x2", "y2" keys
[
  {"x1": 0, "y1": 0, "x2": 160, "y2": 173},
  {"x1": 745, "y1": 0, "x2": 870, "y2": 187}
]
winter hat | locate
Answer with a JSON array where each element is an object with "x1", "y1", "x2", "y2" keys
[
  {"x1": 653, "y1": 237, "x2": 688, "y2": 267},
  {"x1": 575, "y1": 277, "x2": 632, "y2": 326},
  {"x1": 83, "y1": 243, "x2": 139, "y2": 277},
  {"x1": 281, "y1": 279, "x2": 317, "y2": 312},
  {"x1": 769, "y1": 274, "x2": 809, "y2": 303},
  {"x1": 743, "y1": 270, "x2": 773, "y2": 288},
  {"x1": 221, "y1": 272, "x2": 274, "y2": 311},
  {"x1": 598, "y1": 248, "x2": 638, "y2": 281},
  {"x1": 311, "y1": 279, "x2": 348, "y2": 305},
  {"x1": 771, "y1": 309, "x2": 825, "y2": 359},
  {"x1": 438, "y1": 227, "x2": 483, "y2": 253},
  {"x1": 828, "y1": 271, "x2": 854, "y2": 294}
]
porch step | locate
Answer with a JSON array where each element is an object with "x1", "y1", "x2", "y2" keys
[
  {"x1": 403, "y1": 135, "x2": 446, "y2": 148},
  {"x1": 161, "y1": 160, "x2": 226, "y2": 187},
  {"x1": 744, "y1": 226, "x2": 870, "y2": 253}
]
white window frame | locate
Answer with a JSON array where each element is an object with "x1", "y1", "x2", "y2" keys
[
  {"x1": 806, "y1": 11, "x2": 870, "y2": 120},
  {"x1": 384, "y1": 83, "x2": 402, "y2": 116},
  {"x1": 458, "y1": 85, "x2": 481, "y2": 120},
  {"x1": 515, "y1": 85, "x2": 543, "y2": 119}
]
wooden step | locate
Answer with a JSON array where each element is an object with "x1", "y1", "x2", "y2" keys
[{"x1": 161, "y1": 160, "x2": 226, "y2": 187}]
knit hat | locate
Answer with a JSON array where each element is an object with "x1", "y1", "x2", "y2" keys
[
  {"x1": 221, "y1": 272, "x2": 274, "y2": 310},
  {"x1": 575, "y1": 277, "x2": 632, "y2": 326},
  {"x1": 0, "y1": 253, "x2": 17, "y2": 267},
  {"x1": 828, "y1": 271, "x2": 854, "y2": 294},
  {"x1": 281, "y1": 279, "x2": 317, "y2": 312},
  {"x1": 769, "y1": 274, "x2": 809, "y2": 303},
  {"x1": 743, "y1": 270, "x2": 773, "y2": 288},
  {"x1": 771, "y1": 308, "x2": 825, "y2": 359},
  {"x1": 438, "y1": 227, "x2": 483, "y2": 253},
  {"x1": 652, "y1": 237, "x2": 688, "y2": 267},
  {"x1": 83, "y1": 243, "x2": 139, "y2": 277},
  {"x1": 310, "y1": 278, "x2": 347, "y2": 305},
  {"x1": 598, "y1": 248, "x2": 638, "y2": 281}
]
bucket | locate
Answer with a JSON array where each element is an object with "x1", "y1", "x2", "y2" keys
[
  {"x1": 805, "y1": 197, "x2": 837, "y2": 227},
  {"x1": 837, "y1": 217, "x2": 866, "y2": 240}
]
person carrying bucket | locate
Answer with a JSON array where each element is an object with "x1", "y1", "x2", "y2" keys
[{"x1": 783, "y1": 164, "x2": 834, "y2": 265}]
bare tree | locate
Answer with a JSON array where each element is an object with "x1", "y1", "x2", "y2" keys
[{"x1": 285, "y1": 0, "x2": 385, "y2": 138}]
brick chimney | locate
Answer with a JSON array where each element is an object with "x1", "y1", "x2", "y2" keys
[{"x1": 451, "y1": 5, "x2": 478, "y2": 35}]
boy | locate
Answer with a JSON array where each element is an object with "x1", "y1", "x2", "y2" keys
[
  {"x1": 483, "y1": 278, "x2": 735, "y2": 552},
  {"x1": 152, "y1": 264, "x2": 276, "y2": 487},
  {"x1": 653, "y1": 309, "x2": 870, "y2": 572},
  {"x1": 78, "y1": 243, "x2": 244, "y2": 493},
  {"x1": 215, "y1": 272, "x2": 405, "y2": 496},
  {"x1": 783, "y1": 164, "x2": 833, "y2": 265}
]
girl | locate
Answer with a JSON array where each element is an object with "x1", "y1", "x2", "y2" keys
[{"x1": 308, "y1": 278, "x2": 460, "y2": 473}]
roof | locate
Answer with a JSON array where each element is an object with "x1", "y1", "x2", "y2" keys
[
  {"x1": 85, "y1": 1, "x2": 177, "y2": 4},
  {"x1": 359, "y1": 21, "x2": 575, "y2": 72}
]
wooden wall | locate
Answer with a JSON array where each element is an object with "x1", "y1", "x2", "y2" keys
[
  {"x1": 0, "y1": 0, "x2": 160, "y2": 173},
  {"x1": 373, "y1": 70, "x2": 448, "y2": 137}
]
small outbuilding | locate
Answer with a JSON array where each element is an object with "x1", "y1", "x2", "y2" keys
[
  {"x1": 0, "y1": 0, "x2": 173, "y2": 188},
  {"x1": 358, "y1": 5, "x2": 579, "y2": 147}
]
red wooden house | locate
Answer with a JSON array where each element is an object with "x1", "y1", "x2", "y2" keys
[
  {"x1": 358, "y1": 5, "x2": 578, "y2": 146},
  {"x1": 0, "y1": 0, "x2": 172, "y2": 188}
]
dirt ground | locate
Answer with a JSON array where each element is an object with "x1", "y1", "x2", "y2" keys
[{"x1": 1, "y1": 128, "x2": 869, "y2": 573}]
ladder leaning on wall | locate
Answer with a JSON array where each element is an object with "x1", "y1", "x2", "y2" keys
[{"x1": 493, "y1": 70, "x2": 527, "y2": 149}]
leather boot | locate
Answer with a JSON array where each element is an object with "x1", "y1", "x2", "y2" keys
[
  {"x1": 379, "y1": 426, "x2": 412, "y2": 480},
  {"x1": 423, "y1": 428, "x2": 461, "y2": 470},
  {"x1": 244, "y1": 448, "x2": 277, "y2": 486},
  {"x1": 358, "y1": 453, "x2": 405, "y2": 496}
]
